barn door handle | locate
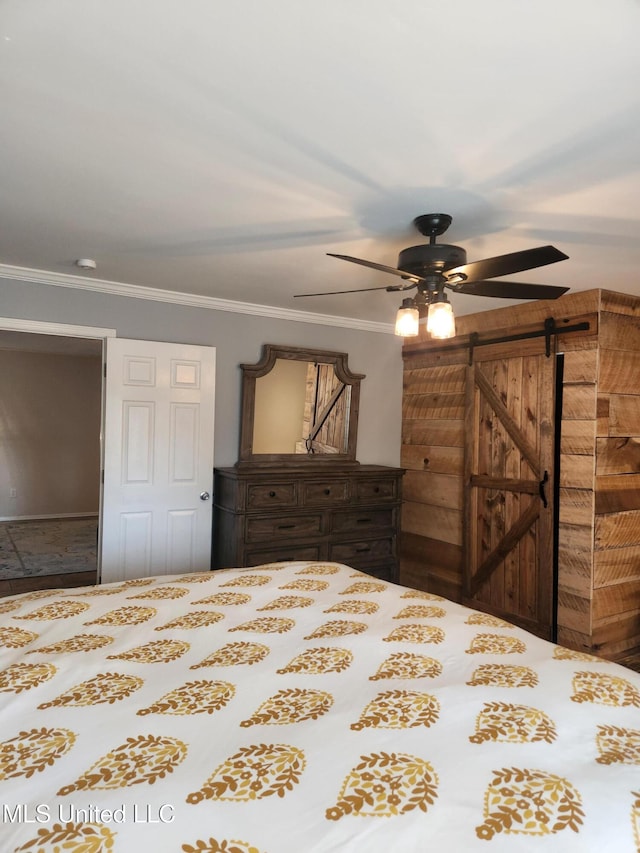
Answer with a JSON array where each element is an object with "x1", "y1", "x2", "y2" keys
[{"x1": 538, "y1": 471, "x2": 549, "y2": 508}]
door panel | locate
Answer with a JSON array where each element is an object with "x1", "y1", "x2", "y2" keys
[
  {"x1": 119, "y1": 512, "x2": 152, "y2": 577},
  {"x1": 463, "y1": 340, "x2": 556, "y2": 639},
  {"x1": 166, "y1": 509, "x2": 198, "y2": 573},
  {"x1": 170, "y1": 404, "x2": 199, "y2": 482},
  {"x1": 101, "y1": 338, "x2": 216, "y2": 583},
  {"x1": 122, "y1": 402, "x2": 154, "y2": 482}
]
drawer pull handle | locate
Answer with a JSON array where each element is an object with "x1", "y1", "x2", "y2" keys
[
  {"x1": 373, "y1": 486, "x2": 380, "y2": 493},
  {"x1": 356, "y1": 546, "x2": 371, "y2": 553},
  {"x1": 324, "y1": 488, "x2": 331, "y2": 495},
  {"x1": 357, "y1": 518, "x2": 372, "y2": 524},
  {"x1": 269, "y1": 491, "x2": 276, "y2": 498},
  {"x1": 278, "y1": 523, "x2": 295, "y2": 530}
]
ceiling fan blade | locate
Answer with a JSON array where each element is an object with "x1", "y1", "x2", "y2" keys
[
  {"x1": 445, "y1": 245, "x2": 569, "y2": 283},
  {"x1": 327, "y1": 253, "x2": 424, "y2": 283},
  {"x1": 448, "y1": 280, "x2": 570, "y2": 300},
  {"x1": 294, "y1": 282, "x2": 415, "y2": 298}
]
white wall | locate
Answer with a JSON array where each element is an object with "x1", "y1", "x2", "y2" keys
[{"x1": 0, "y1": 277, "x2": 403, "y2": 469}]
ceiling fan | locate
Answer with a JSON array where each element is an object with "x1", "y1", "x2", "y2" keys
[{"x1": 294, "y1": 213, "x2": 570, "y2": 338}]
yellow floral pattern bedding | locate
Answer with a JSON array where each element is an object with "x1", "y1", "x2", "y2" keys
[{"x1": 1, "y1": 561, "x2": 639, "y2": 852}]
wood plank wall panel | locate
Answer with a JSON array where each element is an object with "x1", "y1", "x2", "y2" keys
[
  {"x1": 561, "y1": 385, "x2": 598, "y2": 420},
  {"x1": 599, "y1": 350, "x2": 640, "y2": 394},
  {"x1": 595, "y1": 509, "x2": 640, "y2": 549},
  {"x1": 401, "y1": 531, "x2": 463, "y2": 599},
  {"x1": 401, "y1": 290, "x2": 640, "y2": 659},
  {"x1": 602, "y1": 398, "x2": 640, "y2": 437},
  {"x1": 450, "y1": 291, "x2": 601, "y2": 338},
  {"x1": 554, "y1": 518, "x2": 593, "y2": 632},
  {"x1": 559, "y1": 455, "x2": 595, "y2": 489},
  {"x1": 599, "y1": 309, "x2": 640, "y2": 349},
  {"x1": 558, "y1": 521, "x2": 593, "y2": 598},
  {"x1": 403, "y1": 470, "x2": 463, "y2": 511},
  {"x1": 594, "y1": 544, "x2": 640, "y2": 587},
  {"x1": 402, "y1": 501, "x2": 462, "y2": 546},
  {"x1": 592, "y1": 581, "x2": 640, "y2": 621},
  {"x1": 400, "y1": 444, "x2": 463, "y2": 474},
  {"x1": 562, "y1": 349, "x2": 598, "y2": 383},
  {"x1": 558, "y1": 488, "x2": 595, "y2": 527},
  {"x1": 591, "y1": 307, "x2": 640, "y2": 656},
  {"x1": 560, "y1": 420, "x2": 596, "y2": 456},
  {"x1": 592, "y1": 614, "x2": 640, "y2": 657},
  {"x1": 556, "y1": 343, "x2": 597, "y2": 639},
  {"x1": 402, "y1": 420, "x2": 464, "y2": 447},
  {"x1": 400, "y1": 355, "x2": 465, "y2": 597},
  {"x1": 596, "y1": 437, "x2": 640, "y2": 473},
  {"x1": 595, "y1": 474, "x2": 640, "y2": 514},
  {"x1": 557, "y1": 589, "x2": 591, "y2": 633},
  {"x1": 557, "y1": 626, "x2": 593, "y2": 654}
]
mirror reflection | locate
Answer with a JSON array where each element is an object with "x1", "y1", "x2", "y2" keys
[
  {"x1": 253, "y1": 359, "x2": 351, "y2": 455},
  {"x1": 238, "y1": 344, "x2": 364, "y2": 465}
]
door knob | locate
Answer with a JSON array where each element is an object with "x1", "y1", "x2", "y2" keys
[{"x1": 200, "y1": 491, "x2": 211, "y2": 501}]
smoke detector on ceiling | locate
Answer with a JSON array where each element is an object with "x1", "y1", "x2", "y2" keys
[{"x1": 75, "y1": 258, "x2": 97, "y2": 271}]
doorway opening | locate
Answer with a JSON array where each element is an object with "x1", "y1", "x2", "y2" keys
[{"x1": 0, "y1": 319, "x2": 114, "y2": 597}]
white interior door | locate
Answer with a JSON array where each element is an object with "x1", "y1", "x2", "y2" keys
[{"x1": 101, "y1": 338, "x2": 216, "y2": 583}]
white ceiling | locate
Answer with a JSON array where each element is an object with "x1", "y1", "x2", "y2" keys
[{"x1": 2, "y1": 0, "x2": 640, "y2": 327}]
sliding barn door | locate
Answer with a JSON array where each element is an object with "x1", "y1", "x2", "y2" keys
[{"x1": 463, "y1": 339, "x2": 557, "y2": 639}]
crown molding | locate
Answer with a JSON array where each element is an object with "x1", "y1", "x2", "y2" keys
[{"x1": 0, "y1": 263, "x2": 395, "y2": 335}]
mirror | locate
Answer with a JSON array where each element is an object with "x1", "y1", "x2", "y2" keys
[{"x1": 238, "y1": 345, "x2": 365, "y2": 465}]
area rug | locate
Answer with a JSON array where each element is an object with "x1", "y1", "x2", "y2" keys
[{"x1": 0, "y1": 518, "x2": 97, "y2": 580}]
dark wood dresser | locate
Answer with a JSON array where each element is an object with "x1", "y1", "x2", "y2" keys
[{"x1": 213, "y1": 464, "x2": 404, "y2": 581}]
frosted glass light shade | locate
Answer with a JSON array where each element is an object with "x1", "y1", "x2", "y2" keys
[
  {"x1": 426, "y1": 299, "x2": 456, "y2": 339},
  {"x1": 394, "y1": 304, "x2": 419, "y2": 337}
]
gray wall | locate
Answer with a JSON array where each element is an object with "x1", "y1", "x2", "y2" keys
[{"x1": 0, "y1": 276, "x2": 403, "y2": 469}]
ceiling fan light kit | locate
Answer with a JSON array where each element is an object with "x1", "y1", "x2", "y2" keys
[
  {"x1": 294, "y1": 213, "x2": 571, "y2": 339},
  {"x1": 394, "y1": 297, "x2": 420, "y2": 337},
  {"x1": 426, "y1": 292, "x2": 456, "y2": 339}
]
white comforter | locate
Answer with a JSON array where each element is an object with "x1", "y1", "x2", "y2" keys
[{"x1": 1, "y1": 561, "x2": 639, "y2": 852}]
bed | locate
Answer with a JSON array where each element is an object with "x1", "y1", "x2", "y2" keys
[{"x1": 1, "y1": 561, "x2": 639, "y2": 852}]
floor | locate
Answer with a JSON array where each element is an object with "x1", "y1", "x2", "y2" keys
[
  {"x1": 0, "y1": 569, "x2": 96, "y2": 598},
  {"x1": 0, "y1": 517, "x2": 97, "y2": 597},
  {"x1": 613, "y1": 649, "x2": 640, "y2": 674}
]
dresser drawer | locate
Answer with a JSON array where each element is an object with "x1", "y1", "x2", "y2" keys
[
  {"x1": 332, "y1": 508, "x2": 395, "y2": 534},
  {"x1": 246, "y1": 544, "x2": 321, "y2": 565},
  {"x1": 355, "y1": 478, "x2": 398, "y2": 502},
  {"x1": 301, "y1": 480, "x2": 349, "y2": 506},
  {"x1": 330, "y1": 537, "x2": 394, "y2": 564},
  {"x1": 246, "y1": 513, "x2": 323, "y2": 542},
  {"x1": 247, "y1": 482, "x2": 297, "y2": 509}
]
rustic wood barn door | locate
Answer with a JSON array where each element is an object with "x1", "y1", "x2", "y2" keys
[{"x1": 463, "y1": 338, "x2": 557, "y2": 639}]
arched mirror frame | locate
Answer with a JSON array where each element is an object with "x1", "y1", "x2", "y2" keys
[{"x1": 237, "y1": 344, "x2": 365, "y2": 467}]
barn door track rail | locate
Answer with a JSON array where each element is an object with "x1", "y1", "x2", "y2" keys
[
  {"x1": 404, "y1": 317, "x2": 590, "y2": 362},
  {"x1": 467, "y1": 318, "x2": 590, "y2": 364}
]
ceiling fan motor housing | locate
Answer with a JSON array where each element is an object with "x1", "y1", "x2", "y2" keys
[{"x1": 398, "y1": 243, "x2": 467, "y2": 276}]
